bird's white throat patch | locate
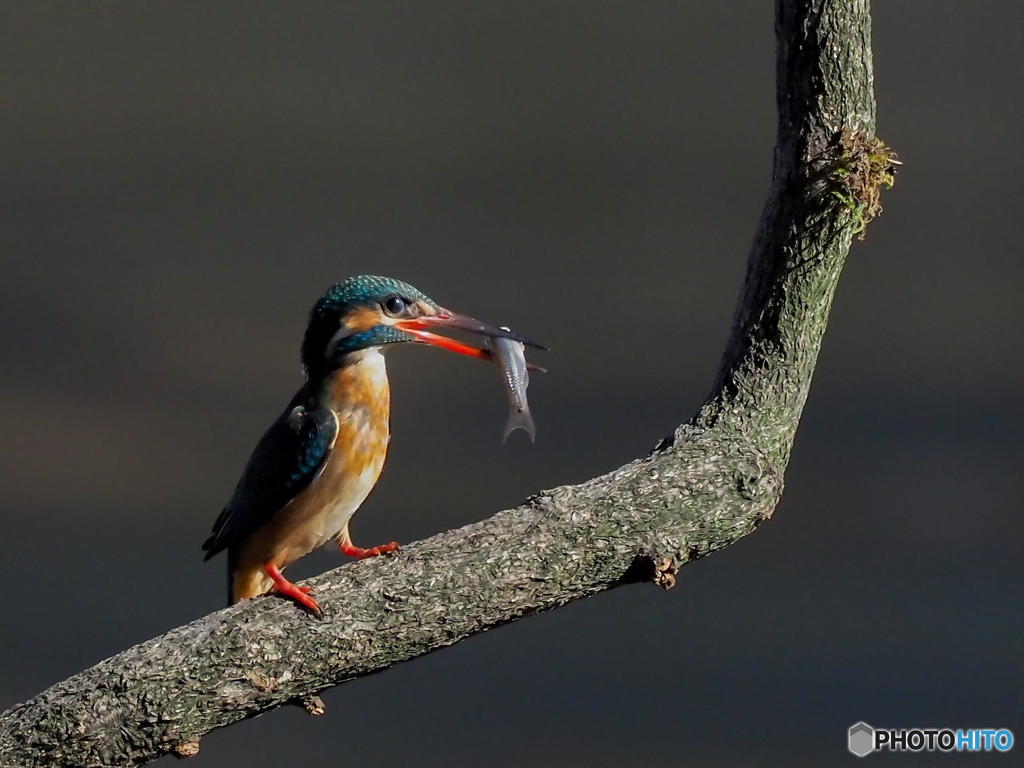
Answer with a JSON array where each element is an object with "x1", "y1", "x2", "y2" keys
[{"x1": 346, "y1": 347, "x2": 387, "y2": 384}]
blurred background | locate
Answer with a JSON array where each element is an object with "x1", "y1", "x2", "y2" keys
[{"x1": 1, "y1": 2, "x2": 1021, "y2": 766}]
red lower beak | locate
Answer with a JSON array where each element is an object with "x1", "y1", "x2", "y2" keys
[
  {"x1": 395, "y1": 309, "x2": 546, "y2": 367},
  {"x1": 415, "y1": 309, "x2": 544, "y2": 347},
  {"x1": 394, "y1": 324, "x2": 493, "y2": 360}
]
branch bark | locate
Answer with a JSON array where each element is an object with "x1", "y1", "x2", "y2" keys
[{"x1": 0, "y1": 2, "x2": 894, "y2": 765}]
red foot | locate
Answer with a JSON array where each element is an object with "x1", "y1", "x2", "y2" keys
[
  {"x1": 264, "y1": 562, "x2": 322, "y2": 618},
  {"x1": 340, "y1": 540, "x2": 400, "y2": 560}
]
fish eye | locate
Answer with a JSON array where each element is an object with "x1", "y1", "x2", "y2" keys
[{"x1": 383, "y1": 295, "x2": 406, "y2": 316}]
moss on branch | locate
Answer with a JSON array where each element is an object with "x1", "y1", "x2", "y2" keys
[{"x1": 828, "y1": 132, "x2": 900, "y2": 237}]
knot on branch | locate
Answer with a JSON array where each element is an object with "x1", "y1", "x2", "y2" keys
[
  {"x1": 299, "y1": 695, "x2": 326, "y2": 716},
  {"x1": 244, "y1": 670, "x2": 278, "y2": 692},
  {"x1": 171, "y1": 739, "x2": 200, "y2": 759},
  {"x1": 624, "y1": 553, "x2": 679, "y2": 590},
  {"x1": 651, "y1": 557, "x2": 679, "y2": 590},
  {"x1": 822, "y1": 131, "x2": 899, "y2": 239}
]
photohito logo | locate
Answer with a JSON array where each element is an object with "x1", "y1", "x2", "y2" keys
[{"x1": 848, "y1": 723, "x2": 1014, "y2": 757}]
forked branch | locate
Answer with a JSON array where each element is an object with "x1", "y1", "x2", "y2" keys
[{"x1": 0, "y1": 2, "x2": 895, "y2": 765}]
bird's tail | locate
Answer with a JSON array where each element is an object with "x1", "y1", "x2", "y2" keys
[
  {"x1": 228, "y1": 554, "x2": 274, "y2": 605},
  {"x1": 226, "y1": 549, "x2": 237, "y2": 606},
  {"x1": 503, "y1": 408, "x2": 536, "y2": 443}
]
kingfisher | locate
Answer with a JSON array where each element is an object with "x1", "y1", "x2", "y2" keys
[{"x1": 202, "y1": 275, "x2": 542, "y2": 617}]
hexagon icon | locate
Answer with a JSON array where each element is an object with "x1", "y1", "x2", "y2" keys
[{"x1": 848, "y1": 722, "x2": 875, "y2": 757}]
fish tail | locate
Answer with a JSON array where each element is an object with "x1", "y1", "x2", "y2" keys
[{"x1": 503, "y1": 408, "x2": 536, "y2": 443}]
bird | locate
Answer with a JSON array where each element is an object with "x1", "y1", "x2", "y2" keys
[{"x1": 202, "y1": 275, "x2": 543, "y2": 617}]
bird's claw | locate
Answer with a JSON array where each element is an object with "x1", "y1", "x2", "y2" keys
[
  {"x1": 341, "y1": 540, "x2": 401, "y2": 560},
  {"x1": 264, "y1": 561, "x2": 323, "y2": 618},
  {"x1": 271, "y1": 585, "x2": 323, "y2": 618},
  {"x1": 364, "y1": 541, "x2": 400, "y2": 558}
]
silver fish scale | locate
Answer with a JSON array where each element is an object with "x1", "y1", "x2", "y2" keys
[{"x1": 488, "y1": 329, "x2": 535, "y2": 442}]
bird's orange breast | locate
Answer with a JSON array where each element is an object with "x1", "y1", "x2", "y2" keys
[{"x1": 231, "y1": 349, "x2": 391, "y2": 599}]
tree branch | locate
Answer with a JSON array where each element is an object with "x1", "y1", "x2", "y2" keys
[{"x1": 0, "y1": 2, "x2": 895, "y2": 765}]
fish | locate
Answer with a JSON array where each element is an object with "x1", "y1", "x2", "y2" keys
[{"x1": 488, "y1": 327, "x2": 537, "y2": 443}]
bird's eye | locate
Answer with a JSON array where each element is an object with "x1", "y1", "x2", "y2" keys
[{"x1": 383, "y1": 295, "x2": 406, "y2": 316}]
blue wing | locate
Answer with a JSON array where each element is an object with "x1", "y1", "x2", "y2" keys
[{"x1": 202, "y1": 393, "x2": 338, "y2": 560}]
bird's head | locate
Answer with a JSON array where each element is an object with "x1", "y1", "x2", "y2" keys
[{"x1": 301, "y1": 275, "x2": 543, "y2": 377}]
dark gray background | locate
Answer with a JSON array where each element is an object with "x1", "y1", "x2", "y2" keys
[{"x1": 1, "y1": 2, "x2": 1021, "y2": 766}]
